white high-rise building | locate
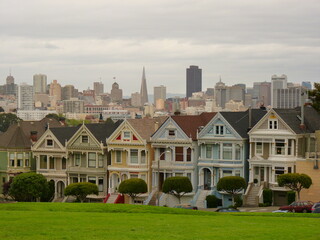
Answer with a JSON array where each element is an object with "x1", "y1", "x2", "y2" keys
[
  {"x1": 18, "y1": 83, "x2": 34, "y2": 110},
  {"x1": 271, "y1": 74, "x2": 287, "y2": 107},
  {"x1": 33, "y1": 74, "x2": 47, "y2": 94}
]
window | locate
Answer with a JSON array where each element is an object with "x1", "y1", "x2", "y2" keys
[
  {"x1": 62, "y1": 158, "x2": 66, "y2": 169},
  {"x1": 115, "y1": 151, "x2": 122, "y2": 163},
  {"x1": 175, "y1": 147, "x2": 183, "y2": 161},
  {"x1": 88, "y1": 153, "x2": 96, "y2": 167},
  {"x1": 40, "y1": 155, "x2": 47, "y2": 169},
  {"x1": 175, "y1": 173, "x2": 183, "y2": 176},
  {"x1": 223, "y1": 143, "x2": 232, "y2": 160},
  {"x1": 213, "y1": 144, "x2": 220, "y2": 160},
  {"x1": 256, "y1": 142, "x2": 263, "y2": 155},
  {"x1": 17, "y1": 153, "x2": 23, "y2": 167},
  {"x1": 49, "y1": 157, "x2": 55, "y2": 169},
  {"x1": 98, "y1": 155, "x2": 104, "y2": 168},
  {"x1": 186, "y1": 148, "x2": 191, "y2": 162},
  {"x1": 25, "y1": 159, "x2": 29, "y2": 167},
  {"x1": 159, "y1": 148, "x2": 166, "y2": 160},
  {"x1": 275, "y1": 167, "x2": 285, "y2": 181},
  {"x1": 275, "y1": 139, "x2": 285, "y2": 155},
  {"x1": 141, "y1": 174, "x2": 146, "y2": 182},
  {"x1": 288, "y1": 139, "x2": 293, "y2": 155},
  {"x1": 187, "y1": 173, "x2": 192, "y2": 181},
  {"x1": 130, "y1": 149, "x2": 138, "y2": 164},
  {"x1": 223, "y1": 170, "x2": 233, "y2": 177},
  {"x1": 98, "y1": 178, "x2": 104, "y2": 192},
  {"x1": 168, "y1": 130, "x2": 175, "y2": 137},
  {"x1": 9, "y1": 153, "x2": 15, "y2": 167},
  {"x1": 88, "y1": 176, "x2": 96, "y2": 184},
  {"x1": 123, "y1": 131, "x2": 131, "y2": 140},
  {"x1": 235, "y1": 145, "x2": 241, "y2": 160},
  {"x1": 206, "y1": 145, "x2": 212, "y2": 158},
  {"x1": 288, "y1": 167, "x2": 292, "y2": 173},
  {"x1": 235, "y1": 170, "x2": 241, "y2": 177},
  {"x1": 141, "y1": 150, "x2": 146, "y2": 164},
  {"x1": 46, "y1": 139, "x2": 53, "y2": 147},
  {"x1": 25, "y1": 153, "x2": 29, "y2": 167},
  {"x1": 269, "y1": 120, "x2": 278, "y2": 130},
  {"x1": 215, "y1": 125, "x2": 224, "y2": 135},
  {"x1": 81, "y1": 135, "x2": 89, "y2": 143},
  {"x1": 74, "y1": 153, "x2": 81, "y2": 166},
  {"x1": 130, "y1": 174, "x2": 138, "y2": 179}
]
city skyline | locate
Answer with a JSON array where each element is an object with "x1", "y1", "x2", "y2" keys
[{"x1": 1, "y1": 1, "x2": 319, "y2": 95}]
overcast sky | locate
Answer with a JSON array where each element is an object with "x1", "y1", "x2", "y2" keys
[{"x1": 0, "y1": 0, "x2": 319, "y2": 96}]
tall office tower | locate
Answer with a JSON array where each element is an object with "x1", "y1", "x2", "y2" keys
[
  {"x1": 273, "y1": 86, "x2": 302, "y2": 108},
  {"x1": 18, "y1": 83, "x2": 34, "y2": 110},
  {"x1": 259, "y1": 82, "x2": 271, "y2": 106},
  {"x1": 229, "y1": 84, "x2": 245, "y2": 102},
  {"x1": 5, "y1": 74, "x2": 17, "y2": 95},
  {"x1": 111, "y1": 82, "x2": 123, "y2": 103},
  {"x1": 154, "y1": 85, "x2": 166, "y2": 105},
  {"x1": 62, "y1": 85, "x2": 77, "y2": 100},
  {"x1": 302, "y1": 81, "x2": 312, "y2": 90},
  {"x1": 271, "y1": 74, "x2": 287, "y2": 107},
  {"x1": 131, "y1": 92, "x2": 141, "y2": 107},
  {"x1": 186, "y1": 65, "x2": 202, "y2": 98},
  {"x1": 140, "y1": 67, "x2": 148, "y2": 105},
  {"x1": 63, "y1": 99, "x2": 84, "y2": 113},
  {"x1": 49, "y1": 80, "x2": 62, "y2": 101},
  {"x1": 33, "y1": 74, "x2": 47, "y2": 94},
  {"x1": 214, "y1": 78, "x2": 227, "y2": 108},
  {"x1": 93, "y1": 82, "x2": 104, "y2": 96},
  {"x1": 6, "y1": 75, "x2": 14, "y2": 85}
]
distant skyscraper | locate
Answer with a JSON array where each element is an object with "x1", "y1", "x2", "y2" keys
[
  {"x1": 6, "y1": 75, "x2": 14, "y2": 85},
  {"x1": 33, "y1": 74, "x2": 47, "y2": 94},
  {"x1": 94, "y1": 82, "x2": 104, "y2": 96},
  {"x1": 5, "y1": 74, "x2": 17, "y2": 95},
  {"x1": 154, "y1": 85, "x2": 166, "y2": 105},
  {"x1": 302, "y1": 81, "x2": 312, "y2": 90},
  {"x1": 18, "y1": 83, "x2": 34, "y2": 110},
  {"x1": 62, "y1": 85, "x2": 77, "y2": 100},
  {"x1": 111, "y1": 82, "x2": 123, "y2": 103},
  {"x1": 186, "y1": 65, "x2": 202, "y2": 98},
  {"x1": 131, "y1": 92, "x2": 141, "y2": 107},
  {"x1": 214, "y1": 78, "x2": 227, "y2": 108},
  {"x1": 271, "y1": 74, "x2": 287, "y2": 107},
  {"x1": 140, "y1": 67, "x2": 148, "y2": 105}
]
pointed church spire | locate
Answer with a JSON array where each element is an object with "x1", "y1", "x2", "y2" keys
[{"x1": 140, "y1": 66, "x2": 148, "y2": 105}]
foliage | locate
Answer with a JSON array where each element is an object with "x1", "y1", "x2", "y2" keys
[
  {"x1": 2, "y1": 178, "x2": 13, "y2": 199},
  {"x1": 287, "y1": 191, "x2": 296, "y2": 205},
  {"x1": 162, "y1": 176, "x2": 193, "y2": 203},
  {"x1": 308, "y1": 82, "x2": 320, "y2": 112},
  {"x1": 0, "y1": 113, "x2": 21, "y2": 133},
  {"x1": 9, "y1": 172, "x2": 49, "y2": 202},
  {"x1": 263, "y1": 188, "x2": 273, "y2": 206},
  {"x1": 206, "y1": 195, "x2": 222, "y2": 208},
  {"x1": 45, "y1": 113, "x2": 65, "y2": 122},
  {"x1": 64, "y1": 182, "x2": 98, "y2": 203},
  {"x1": 118, "y1": 178, "x2": 147, "y2": 202},
  {"x1": 277, "y1": 173, "x2": 312, "y2": 200},
  {"x1": 40, "y1": 180, "x2": 55, "y2": 202},
  {"x1": 66, "y1": 119, "x2": 91, "y2": 126},
  {"x1": 234, "y1": 195, "x2": 243, "y2": 208},
  {"x1": 217, "y1": 176, "x2": 246, "y2": 204}
]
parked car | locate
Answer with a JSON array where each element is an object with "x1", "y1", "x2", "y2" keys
[
  {"x1": 279, "y1": 201, "x2": 314, "y2": 213},
  {"x1": 173, "y1": 204, "x2": 198, "y2": 210},
  {"x1": 215, "y1": 207, "x2": 240, "y2": 212},
  {"x1": 311, "y1": 202, "x2": 320, "y2": 213}
]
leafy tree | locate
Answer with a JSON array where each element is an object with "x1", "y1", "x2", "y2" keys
[
  {"x1": 2, "y1": 178, "x2": 13, "y2": 199},
  {"x1": 277, "y1": 173, "x2": 312, "y2": 200},
  {"x1": 0, "y1": 113, "x2": 21, "y2": 133},
  {"x1": 308, "y1": 83, "x2": 320, "y2": 112},
  {"x1": 0, "y1": 107, "x2": 4, "y2": 112},
  {"x1": 217, "y1": 176, "x2": 246, "y2": 205},
  {"x1": 40, "y1": 180, "x2": 55, "y2": 202},
  {"x1": 66, "y1": 119, "x2": 90, "y2": 126},
  {"x1": 64, "y1": 182, "x2": 98, "y2": 203},
  {"x1": 9, "y1": 172, "x2": 49, "y2": 202},
  {"x1": 162, "y1": 176, "x2": 193, "y2": 204},
  {"x1": 118, "y1": 178, "x2": 147, "y2": 203}
]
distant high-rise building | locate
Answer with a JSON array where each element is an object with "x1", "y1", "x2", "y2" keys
[
  {"x1": 62, "y1": 85, "x2": 77, "y2": 100},
  {"x1": 33, "y1": 74, "x2": 47, "y2": 94},
  {"x1": 259, "y1": 82, "x2": 271, "y2": 106},
  {"x1": 273, "y1": 86, "x2": 302, "y2": 108},
  {"x1": 271, "y1": 74, "x2": 287, "y2": 107},
  {"x1": 18, "y1": 83, "x2": 34, "y2": 110},
  {"x1": 186, "y1": 65, "x2": 202, "y2": 98},
  {"x1": 140, "y1": 67, "x2": 148, "y2": 105},
  {"x1": 154, "y1": 85, "x2": 166, "y2": 105},
  {"x1": 5, "y1": 74, "x2": 17, "y2": 96},
  {"x1": 6, "y1": 75, "x2": 14, "y2": 85},
  {"x1": 302, "y1": 81, "x2": 312, "y2": 90},
  {"x1": 63, "y1": 99, "x2": 84, "y2": 113},
  {"x1": 214, "y1": 78, "x2": 227, "y2": 108},
  {"x1": 111, "y1": 82, "x2": 123, "y2": 103},
  {"x1": 49, "y1": 80, "x2": 62, "y2": 101},
  {"x1": 131, "y1": 92, "x2": 141, "y2": 107},
  {"x1": 94, "y1": 82, "x2": 104, "y2": 96}
]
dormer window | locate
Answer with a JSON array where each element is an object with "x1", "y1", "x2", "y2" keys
[
  {"x1": 168, "y1": 130, "x2": 175, "y2": 137},
  {"x1": 81, "y1": 135, "x2": 89, "y2": 143},
  {"x1": 46, "y1": 139, "x2": 53, "y2": 147},
  {"x1": 215, "y1": 125, "x2": 224, "y2": 135},
  {"x1": 269, "y1": 120, "x2": 278, "y2": 130},
  {"x1": 123, "y1": 131, "x2": 131, "y2": 140}
]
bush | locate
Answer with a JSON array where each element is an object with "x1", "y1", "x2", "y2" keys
[
  {"x1": 287, "y1": 191, "x2": 296, "y2": 205},
  {"x1": 234, "y1": 195, "x2": 243, "y2": 208},
  {"x1": 162, "y1": 177, "x2": 193, "y2": 204},
  {"x1": 64, "y1": 182, "x2": 98, "y2": 203},
  {"x1": 118, "y1": 178, "x2": 147, "y2": 202},
  {"x1": 263, "y1": 188, "x2": 273, "y2": 206},
  {"x1": 9, "y1": 172, "x2": 49, "y2": 202},
  {"x1": 206, "y1": 195, "x2": 222, "y2": 208},
  {"x1": 217, "y1": 176, "x2": 246, "y2": 204},
  {"x1": 40, "y1": 180, "x2": 55, "y2": 202}
]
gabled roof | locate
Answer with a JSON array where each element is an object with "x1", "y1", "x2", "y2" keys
[
  {"x1": 50, "y1": 126, "x2": 80, "y2": 146},
  {"x1": 221, "y1": 109, "x2": 267, "y2": 138},
  {"x1": 85, "y1": 120, "x2": 123, "y2": 144},
  {"x1": 127, "y1": 117, "x2": 168, "y2": 140},
  {"x1": 171, "y1": 112, "x2": 216, "y2": 140}
]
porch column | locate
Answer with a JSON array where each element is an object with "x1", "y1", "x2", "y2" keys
[
  {"x1": 264, "y1": 167, "x2": 267, "y2": 181},
  {"x1": 211, "y1": 168, "x2": 214, "y2": 188},
  {"x1": 271, "y1": 167, "x2": 275, "y2": 183},
  {"x1": 46, "y1": 155, "x2": 49, "y2": 169},
  {"x1": 249, "y1": 165, "x2": 253, "y2": 182}
]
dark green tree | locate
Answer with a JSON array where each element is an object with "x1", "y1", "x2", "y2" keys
[
  {"x1": 308, "y1": 83, "x2": 320, "y2": 112},
  {"x1": 217, "y1": 176, "x2": 246, "y2": 205},
  {"x1": 64, "y1": 182, "x2": 98, "y2": 203},
  {"x1": 0, "y1": 113, "x2": 21, "y2": 133},
  {"x1": 277, "y1": 173, "x2": 312, "y2": 200},
  {"x1": 118, "y1": 178, "x2": 147, "y2": 203},
  {"x1": 9, "y1": 172, "x2": 49, "y2": 202},
  {"x1": 162, "y1": 176, "x2": 193, "y2": 204}
]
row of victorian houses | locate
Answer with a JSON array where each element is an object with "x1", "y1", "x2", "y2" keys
[{"x1": 0, "y1": 105, "x2": 319, "y2": 207}]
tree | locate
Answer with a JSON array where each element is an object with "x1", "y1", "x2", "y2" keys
[
  {"x1": 0, "y1": 113, "x2": 21, "y2": 133},
  {"x1": 308, "y1": 83, "x2": 320, "y2": 112},
  {"x1": 2, "y1": 178, "x2": 13, "y2": 199},
  {"x1": 162, "y1": 176, "x2": 193, "y2": 204},
  {"x1": 217, "y1": 176, "x2": 246, "y2": 205},
  {"x1": 64, "y1": 182, "x2": 98, "y2": 203},
  {"x1": 9, "y1": 172, "x2": 49, "y2": 202},
  {"x1": 118, "y1": 178, "x2": 147, "y2": 203},
  {"x1": 277, "y1": 173, "x2": 312, "y2": 200}
]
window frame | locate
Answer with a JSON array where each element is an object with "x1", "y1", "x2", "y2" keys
[
  {"x1": 46, "y1": 139, "x2": 54, "y2": 147},
  {"x1": 256, "y1": 142, "x2": 263, "y2": 155},
  {"x1": 130, "y1": 149, "x2": 139, "y2": 164},
  {"x1": 81, "y1": 135, "x2": 89, "y2": 143},
  {"x1": 115, "y1": 151, "x2": 122, "y2": 163},
  {"x1": 88, "y1": 152, "x2": 96, "y2": 168}
]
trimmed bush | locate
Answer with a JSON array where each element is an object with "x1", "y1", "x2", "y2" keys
[
  {"x1": 118, "y1": 178, "x2": 147, "y2": 202},
  {"x1": 206, "y1": 195, "x2": 222, "y2": 208},
  {"x1": 217, "y1": 176, "x2": 246, "y2": 204},
  {"x1": 40, "y1": 180, "x2": 55, "y2": 202},
  {"x1": 64, "y1": 182, "x2": 98, "y2": 203},
  {"x1": 287, "y1": 191, "x2": 296, "y2": 205},
  {"x1": 263, "y1": 188, "x2": 273, "y2": 206},
  {"x1": 234, "y1": 195, "x2": 243, "y2": 208},
  {"x1": 162, "y1": 176, "x2": 193, "y2": 203}
]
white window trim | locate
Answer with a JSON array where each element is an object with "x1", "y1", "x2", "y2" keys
[
  {"x1": 214, "y1": 125, "x2": 224, "y2": 135},
  {"x1": 115, "y1": 150, "x2": 122, "y2": 164},
  {"x1": 46, "y1": 139, "x2": 54, "y2": 148},
  {"x1": 268, "y1": 119, "x2": 278, "y2": 130},
  {"x1": 255, "y1": 142, "x2": 263, "y2": 156},
  {"x1": 129, "y1": 149, "x2": 139, "y2": 165},
  {"x1": 81, "y1": 135, "x2": 89, "y2": 143}
]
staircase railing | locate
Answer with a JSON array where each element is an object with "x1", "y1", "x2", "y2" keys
[
  {"x1": 114, "y1": 194, "x2": 124, "y2": 204},
  {"x1": 243, "y1": 183, "x2": 253, "y2": 205},
  {"x1": 103, "y1": 193, "x2": 111, "y2": 203},
  {"x1": 143, "y1": 189, "x2": 156, "y2": 205},
  {"x1": 190, "y1": 189, "x2": 201, "y2": 206}
]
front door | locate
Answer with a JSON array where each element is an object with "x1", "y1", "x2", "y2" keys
[
  {"x1": 260, "y1": 167, "x2": 265, "y2": 182},
  {"x1": 57, "y1": 181, "x2": 65, "y2": 198},
  {"x1": 204, "y1": 168, "x2": 211, "y2": 190}
]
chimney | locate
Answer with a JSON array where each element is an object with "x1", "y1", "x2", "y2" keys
[
  {"x1": 30, "y1": 131, "x2": 38, "y2": 142},
  {"x1": 248, "y1": 106, "x2": 252, "y2": 129}
]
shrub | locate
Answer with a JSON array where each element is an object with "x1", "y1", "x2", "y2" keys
[
  {"x1": 9, "y1": 172, "x2": 49, "y2": 202},
  {"x1": 234, "y1": 195, "x2": 243, "y2": 208},
  {"x1": 162, "y1": 177, "x2": 192, "y2": 204},
  {"x1": 118, "y1": 178, "x2": 147, "y2": 202},
  {"x1": 206, "y1": 195, "x2": 222, "y2": 208},
  {"x1": 41, "y1": 180, "x2": 55, "y2": 202},
  {"x1": 263, "y1": 188, "x2": 273, "y2": 206},
  {"x1": 64, "y1": 182, "x2": 98, "y2": 203},
  {"x1": 287, "y1": 191, "x2": 296, "y2": 205},
  {"x1": 217, "y1": 176, "x2": 246, "y2": 205}
]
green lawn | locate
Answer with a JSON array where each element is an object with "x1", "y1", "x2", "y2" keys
[{"x1": 0, "y1": 203, "x2": 319, "y2": 240}]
